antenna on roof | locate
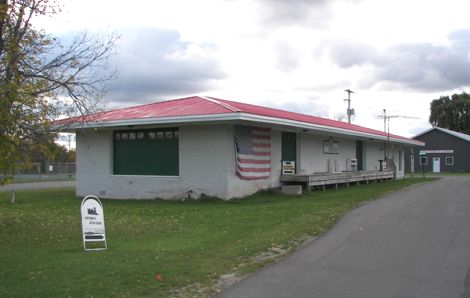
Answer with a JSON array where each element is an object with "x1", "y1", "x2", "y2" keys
[
  {"x1": 344, "y1": 89, "x2": 355, "y2": 124},
  {"x1": 377, "y1": 109, "x2": 419, "y2": 160}
]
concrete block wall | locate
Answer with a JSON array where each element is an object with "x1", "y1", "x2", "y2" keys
[
  {"x1": 76, "y1": 124, "x2": 234, "y2": 200},
  {"x1": 75, "y1": 124, "x2": 409, "y2": 201}
]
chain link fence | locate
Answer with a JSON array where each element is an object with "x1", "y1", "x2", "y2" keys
[{"x1": 8, "y1": 162, "x2": 76, "y2": 182}]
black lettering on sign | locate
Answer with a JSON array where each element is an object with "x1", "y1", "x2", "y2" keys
[{"x1": 85, "y1": 235, "x2": 104, "y2": 240}]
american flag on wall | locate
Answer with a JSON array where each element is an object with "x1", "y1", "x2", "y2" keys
[{"x1": 234, "y1": 125, "x2": 271, "y2": 180}]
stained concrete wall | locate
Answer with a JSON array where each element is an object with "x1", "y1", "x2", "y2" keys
[
  {"x1": 364, "y1": 141, "x2": 385, "y2": 171},
  {"x1": 76, "y1": 124, "x2": 234, "y2": 199},
  {"x1": 363, "y1": 141, "x2": 406, "y2": 178},
  {"x1": 76, "y1": 125, "x2": 408, "y2": 200},
  {"x1": 295, "y1": 134, "x2": 406, "y2": 177},
  {"x1": 298, "y1": 134, "x2": 356, "y2": 174}
]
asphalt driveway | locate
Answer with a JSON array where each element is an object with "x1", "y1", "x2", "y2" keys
[{"x1": 217, "y1": 176, "x2": 470, "y2": 298}]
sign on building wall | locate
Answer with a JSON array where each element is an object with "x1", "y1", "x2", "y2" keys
[
  {"x1": 282, "y1": 161, "x2": 295, "y2": 175},
  {"x1": 323, "y1": 140, "x2": 339, "y2": 154},
  {"x1": 419, "y1": 150, "x2": 454, "y2": 154},
  {"x1": 81, "y1": 195, "x2": 107, "y2": 251}
]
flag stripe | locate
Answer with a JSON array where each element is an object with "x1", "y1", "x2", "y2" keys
[
  {"x1": 238, "y1": 166, "x2": 270, "y2": 172},
  {"x1": 252, "y1": 135, "x2": 270, "y2": 140},
  {"x1": 238, "y1": 158, "x2": 271, "y2": 164},
  {"x1": 235, "y1": 125, "x2": 271, "y2": 180},
  {"x1": 237, "y1": 171, "x2": 270, "y2": 178},
  {"x1": 237, "y1": 153, "x2": 270, "y2": 161},
  {"x1": 238, "y1": 163, "x2": 271, "y2": 169},
  {"x1": 253, "y1": 147, "x2": 270, "y2": 153},
  {"x1": 251, "y1": 151, "x2": 270, "y2": 155},
  {"x1": 253, "y1": 138, "x2": 270, "y2": 144},
  {"x1": 253, "y1": 143, "x2": 271, "y2": 148},
  {"x1": 237, "y1": 175, "x2": 270, "y2": 180}
]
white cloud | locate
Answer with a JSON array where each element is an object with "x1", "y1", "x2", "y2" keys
[
  {"x1": 322, "y1": 30, "x2": 470, "y2": 92},
  {"x1": 34, "y1": 0, "x2": 470, "y2": 137},
  {"x1": 99, "y1": 28, "x2": 226, "y2": 105}
]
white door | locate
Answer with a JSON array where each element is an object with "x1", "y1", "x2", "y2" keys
[{"x1": 433, "y1": 157, "x2": 440, "y2": 173}]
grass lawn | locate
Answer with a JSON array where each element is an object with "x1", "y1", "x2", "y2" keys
[{"x1": 0, "y1": 178, "x2": 431, "y2": 297}]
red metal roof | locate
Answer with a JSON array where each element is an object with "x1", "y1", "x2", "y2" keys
[
  {"x1": 56, "y1": 95, "x2": 419, "y2": 143},
  {"x1": 94, "y1": 96, "x2": 234, "y2": 121},
  {"x1": 211, "y1": 97, "x2": 415, "y2": 141}
]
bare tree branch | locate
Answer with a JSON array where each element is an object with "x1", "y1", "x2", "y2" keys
[{"x1": 0, "y1": 0, "x2": 118, "y2": 184}]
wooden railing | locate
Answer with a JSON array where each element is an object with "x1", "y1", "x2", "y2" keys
[{"x1": 280, "y1": 170, "x2": 395, "y2": 192}]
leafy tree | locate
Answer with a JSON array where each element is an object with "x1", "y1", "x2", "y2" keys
[
  {"x1": 0, "y1": 0, "x2": 117, "y2": 183},
  {"x1": 429, "y1": 92, "x2": 470, "y2": 134},
  {"x1": 65, "y1": 148, "x2": 75, "y2": 163},
  {"x1": 17, "y1": 132, "x2": 71, "y2": 173}
]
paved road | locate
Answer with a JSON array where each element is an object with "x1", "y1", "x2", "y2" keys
[
  {"x1": 0, "y1": 180, "x2": 75, "y2": 191},
  {"x1": 217, "y1": 176, "x2": 470, "y2": 298}
]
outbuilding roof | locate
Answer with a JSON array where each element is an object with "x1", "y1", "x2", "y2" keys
[
  {"x1": 55, "y1": 95, "x2": 423, "y2": 146},
  {"x1": 413, "y1": 127, "x2": 470, "y2": 143}
]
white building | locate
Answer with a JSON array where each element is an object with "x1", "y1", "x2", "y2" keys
[{"x1": 56, "y1": 96, "x2": 423, "y2": 200}]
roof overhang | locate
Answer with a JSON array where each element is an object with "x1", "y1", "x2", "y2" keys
[
  {"x1": 413, "y1": 126, "x2": 470, "y2": 143},
  {"x1": 54, "y1": 112, "x2": 424, "y2": 146}
]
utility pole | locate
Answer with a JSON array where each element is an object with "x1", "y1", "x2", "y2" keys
[
  {"x1": 382, "y1": 109, "x2": 387, "y2": 133},
  {"x1": 344, "y1": 89, "x2": 355, "y2": 124},
  {"x1": 382, "y1": 109, "x2": 390, "y2": 161}
]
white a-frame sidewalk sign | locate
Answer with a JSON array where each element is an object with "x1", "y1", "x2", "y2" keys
[{"x1": 81, "y1": 195, "x2": 107, "y2": 251}]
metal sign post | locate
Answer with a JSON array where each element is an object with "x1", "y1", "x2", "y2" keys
[{"x1": 81, "y1": 195, "x2": 107, "y2": 251}]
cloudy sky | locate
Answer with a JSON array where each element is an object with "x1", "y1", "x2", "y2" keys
[{"x1": 36, "y1": 0, "x2": 470, "y2": 137}]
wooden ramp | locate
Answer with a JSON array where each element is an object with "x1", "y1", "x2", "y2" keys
[{"x1": 280, "y1": 170, "x2": 395, "y2": 192}]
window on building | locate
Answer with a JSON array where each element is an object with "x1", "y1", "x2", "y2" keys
[
  {"x1": 419, "y1": 156, "x2": 428, "y2": 165},
  {"x1": 445, "y1": 156, "x2": 454, "y2": 166},
  {"x1": 113, "y1": 128, "x2": 179, "y2": 176}
]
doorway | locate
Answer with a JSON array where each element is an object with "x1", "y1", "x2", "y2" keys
[
  {"x1": 432, "y1": 157, "x2": 440, "y2": 173},
  {"x1": 282, "y1": 132, "x2": 297, "y2": 173},
  {"x1": 356, "y1": 140, "x2": 364, "y2": 171}
]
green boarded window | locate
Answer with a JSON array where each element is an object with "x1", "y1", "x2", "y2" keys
[
  {"x1": 281, "y1": 132, "x2": 297, "y2": 162},
  {"x1": 113, "y1": 128, "x2": 179, "y2": 176}
]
